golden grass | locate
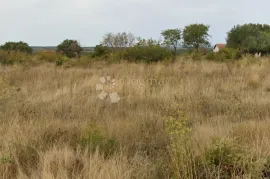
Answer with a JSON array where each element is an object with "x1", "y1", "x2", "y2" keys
[{"x1": 1, "y1": 57, "x2": 270, "y2": 178}]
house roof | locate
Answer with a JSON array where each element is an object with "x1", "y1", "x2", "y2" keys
[{"x1": 214, "y1": 44, "x2": 226, "y2": 48}]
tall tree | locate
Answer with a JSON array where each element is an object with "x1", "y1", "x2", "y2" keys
[
  {"x1": 161, "y1": 29, "x2": 181, "y2": 55},
  {"x1": 227, "y1": 23, "x2": 270, "y2": 54},
  {"x1": 183, "y1": 24, "x2": 210, "y2": 52}
]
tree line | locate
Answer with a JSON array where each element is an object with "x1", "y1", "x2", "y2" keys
[{"x1": 1, "y1": 23, "x2": 270, "y2": 60}]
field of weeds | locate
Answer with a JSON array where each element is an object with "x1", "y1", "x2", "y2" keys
[{"x1": 1, "y1": 58, "x2": 270, "y2": 178}]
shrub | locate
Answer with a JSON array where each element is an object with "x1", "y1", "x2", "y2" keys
[
  {"x1": 64, "y1": 56, "x2": 93, "y2": 68},
  {"x1": 220, "y1": 48, "x2": 242, "y2": 60},
  {"x1": 56, "y1": 56, "x2": 69, "y2": 66},
  {"x1": 262, "y1": 157, "x2": 270, "y2": 178},
  {"x1": 122, "y1": 46, "x2": 173, "y2": 62},
  {"x1": 205, "y1": 51, "x2": 215, "y2": 60},
  {"x1": 92, "y1": 44, "x2": 110, "y2": 58},
  {"x1": 163, "y1": 111, "x2": 193, "y2": 178},
  {"x1": 191, "y1": 52, "x2": 204, "y2": 60},
  {"x1": 206, "y1": 48, "x2": 241, "y2": 61},
  {"x1": 0, "y1": 50, "x2": 31, "y2": 65},
  {"x1": 57, "y1": 39, "x2": 83, "y2": 58},
  {"x1": 37, "y1": 51, "x2": 61, "y2": 62},
  {"x1": 205, "y1": 137, "x2": 256, "y2": 178},
  {"x1": 0, "y1": 41, "x2": 32, "y2": 54}
]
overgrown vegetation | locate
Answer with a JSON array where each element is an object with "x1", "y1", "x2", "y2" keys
[
  {"x1": 1, "y1": 58, "x2": 270, "y2": 178},
  {"x1": 1, "y1": 23, "x2": 269, "y2": 66},
  {"x1": 206, "y1": 48, "x2": 242, "y2": 61},
  {"x1": 122, "y1": 45, "x2": 173, "y2": 62},
  {"x1": 1, "y1": 22, "x2": 270, "y2": 179},
  {"x1": 227, "y1": 23, "x2": 270, "y2": 54}
]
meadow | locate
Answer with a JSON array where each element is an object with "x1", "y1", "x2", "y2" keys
[{"x1": 1, "y1": 57, "x2": 270, "y2": 179}]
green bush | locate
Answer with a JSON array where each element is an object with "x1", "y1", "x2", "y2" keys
[
  {"x1": 0, "y1": 50, "x2": 31, "y2": 64},
  {"x1": 262, "y1": 157, "x2": 270, "y2": 178},
  {"x1": 0, "y1": 41, "x2": 32, "y2": 54},
  {"x1": 206, "y1": 48, "x2": 242, "y2": 61},
  {"x1": 64, "y1": 56, "x2": 93, "y2": 68},
  {"x1": 220, "y1": 48, "x2": 242, "y2": 60},
  {"x1": 205, "y1": 51, "x2": 215, "y2": 60},
  {"x1": 57, "y1": 39, "x2": 83, "y2": 58},
  {"x1": 122, "y1": 46, "x2": 173, "y2": 62},
  {"x1": 56, "y1": 56, "x2": 69, "y2": 66},
  {"x1": 191, "y1": 52, "x2": 204, "y2": 60},
  {"x1": 205, "y1": 138, "x2": 254, "y2": 178},
  {"x1": 92, "y1": 44, "x2": 110, "y2": 58}
]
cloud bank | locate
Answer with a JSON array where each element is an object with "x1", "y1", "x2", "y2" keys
[{"x1": 0, "y1": 0, "x2": 269, "y2": 46}]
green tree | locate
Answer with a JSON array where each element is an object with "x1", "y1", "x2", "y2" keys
[
  {"x1": 92, "y1": 44, "x2": 110, "y2": 57},
  {"x1": 227, "y1": 23, "x2": 270, "y2": 54},
  {"x1": 161, "y1": 28, "x2": 181, "y2": 55},
  {"x1": 183, "y1": 24, "x2": 210, "y2": 52},
  {"x1": 1, "y1": 41, "x2": 32, "y2": 54},
  {"x1": 57, "y1": 39, "x2": 83, "y2": 58}
]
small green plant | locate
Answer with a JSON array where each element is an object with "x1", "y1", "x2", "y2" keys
[
  {"x1": 205, "y1": 137, "x2": 253, "y2": 178},
  {"x1": 80, "y1": 121, "x2": 119, "y2": 157},
  {"x1": 164, "y1": 114, "x2": 190, "y2": 139},
  {"x1": 163, "y1": 111, "x2": 193, "y2": 178},
  {"x1": 0, "y1": 154, "x2": 13, "y2": 164},
  {"x1": 262, "y1": 157, "x2": 270, "y2": 178},
  {"x1": 56, "y1": 56, "x2": 69, "y2": 66}
]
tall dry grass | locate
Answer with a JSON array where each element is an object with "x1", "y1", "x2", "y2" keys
[{"x1": 1, "y1": 57, "x2": 270, "y2": 178}]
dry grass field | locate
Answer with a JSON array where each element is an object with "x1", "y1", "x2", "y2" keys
[{"x1": 1, "y1": 57, "x2": 270, "y2": 178}]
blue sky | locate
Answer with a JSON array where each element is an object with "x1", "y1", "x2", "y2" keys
[{"x1": 0, "y1": 0, "x2": 269, "y2": 46}]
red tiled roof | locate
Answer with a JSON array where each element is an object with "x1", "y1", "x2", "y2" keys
[{"x1": 215, "y1": 44, "x2": 226, "y2": 48}]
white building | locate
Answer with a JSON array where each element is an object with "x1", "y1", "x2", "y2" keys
[{"x1": 213, "y1": 44, "x2": 226, "y2": 53}]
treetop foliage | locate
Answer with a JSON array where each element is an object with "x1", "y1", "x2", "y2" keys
[
  {"x1": 161, "y1": 29, "x2": 182, "y2": 55},
  {"x1": 227, "y1": 23, "x2": 270, "y2": 54},
  {"x1": 102, "y1": 32, "x2": 136, "y2": 49},
  {"x1": 57, "y1": 39, "x2": 83, "y2": 58},
  {"x1": 183, "y1": 24, "x2": 211, "y2": 51},
  {"x1": 1, "y1": 41, "x2": 33, "y2": 54}
]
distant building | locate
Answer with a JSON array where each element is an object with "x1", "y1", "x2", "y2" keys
[{"x1": 213, "y1": 44, "x2": 226, "y2": 53}]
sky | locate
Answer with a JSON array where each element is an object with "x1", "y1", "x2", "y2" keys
[{"x1": 0, "y1": 0, "x2": 269, "y2": 46}]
